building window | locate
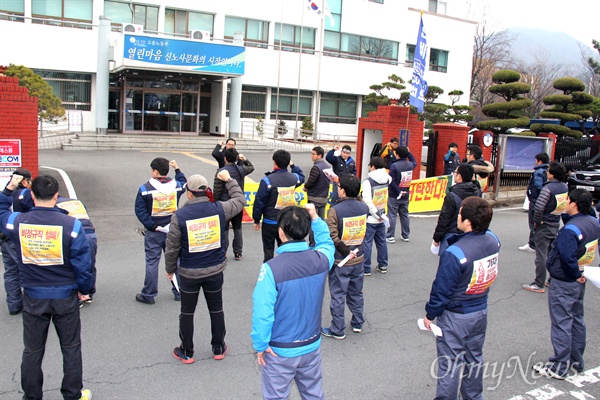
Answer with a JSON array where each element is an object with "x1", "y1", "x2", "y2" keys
[
  {"x1": 0, "y1": 0, "x2": 24, "y2": 21},
  {"x1": 165, "y1": 8, "x2": 213, "y2": 37},
  {"x1": 320, "y1": 93, "x2": 357, "y2": 124},
  {"x1": 274, "y1": 23, "x2": 315, "y2": 53},
  {"x1": 324, "y1": 32, "x2": 398, "y2": 64},
  {"x1": 428, "y1": 0, "x2": 447, "y2": 14},
  {"x1": 405, "y1": 44, "x2": 415, "y2": 65},
  {"x1": 33, "y1": 70, "x2": 92, "y2": 111},
  {"x1": 227, "y1": 85, "x2": 267, "y2": 118},
  {"x1": 429, "y1": 48, "x2": 448, "y2": 72},
  {"x1": 104, "y1": 1, "x2": 159, "y2": 33},
  {"x1": 270, "y1": 89, "x2": 312, "y2": 121},
  {"x1": 224, "y1": 16, "x2": 268, "y2": 48},
  {"x1": 32, "y1": 0, "x2": 93, "y2": 27}
]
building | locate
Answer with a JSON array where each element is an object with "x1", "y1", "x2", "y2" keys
[{"x1": 0, "y1": 0, "x2": 476, "y2": 140}]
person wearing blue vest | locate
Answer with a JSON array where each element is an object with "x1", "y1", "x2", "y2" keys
[
  {"x1": 251, "y1": 203, "x2": 335, "y2": 399},
  {"x1": 165, "y1": 171, "x2": 245, "y2": 364},
  {"x1": 322, "y1": 174, "x2": 369, "y2": 339},
  {"x1": 56, "y1": 197, "x2": 98, "y2": 307},
  {"x1": 361, "y1": 156, "x2": 391, "y2": 275},
  {"x1": 386, "y1": 146, "x2": 417, "y2": 243},
  {"x1": 519, "y1": 152, "x2": 549, "y2": 253},
  {"x1": 443, "y1": 142, "x2": 461, "y2": 176},
  {"x1": 304, "y1": 146, "x2": 330, "y2": 220},
  {"x1": 533, "y1": 189, "x2": 600, "y2": 380},
  {"x1": 432, "y1": 163, "x2": 481, "y2": 255},
  {"x1": 213, "y1": 147, "x2": 255, "y2": 261},
  {"x1": 326, "y1": 145, "x2": 356, "y2": 205},
  {"x1": 523, "y1": 161, "x2": 568, "y2": 293},
  {"x1": 1, "y1": 168, "x2": 32, "y2": 315},
  {"x1": 135, "y1": 158, "x2": 187, "y2": 304},
  {"x1": 253, "y1": 150, "x2": 305, "y2": 262},
  {"x1": 0, "y1": 174, "x2": 93, "y2": 400},
  {"x1": 424, "y1": 196, "x2": 501, "y2": 400}
]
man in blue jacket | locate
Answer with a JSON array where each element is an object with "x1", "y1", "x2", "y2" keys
[
  {"x1": 0, "y1": 174, "x2": 93, "y2": 400},
  {"x1": 253, "y1": 150, "x2": 305, "y2": 262},
  {"x1": 386, "y1": 146, "x2": 417, "y2": 243},
  {"x1": 326, "y1": 145, "x2": 356, "y2": 205},
  {"x1": 519, "y1": 152, "x2": 549, "y2": 253},
  {"x1": 424, "y1": 196, "x2": 501, "y2": 400},
  {"x1": 165, "y1": 171, "x2": 245, "y2": 364},
  {"x1": 251, "y1": 203, "x2": 334, "y2": 400},
  {"x1": 533, "y1": 189, "x2": 600, "y2": 380},
  {"x1": 134, "y1": 158, "x2": 187, "y2": 304}
]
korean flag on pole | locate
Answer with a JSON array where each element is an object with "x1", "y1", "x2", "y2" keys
[
  {"x1": 306, "y1": 0, "x2": 335, "y2": 27},
  {"x1": 409, "y1": 12, "x2": 428, "y2": 113}
]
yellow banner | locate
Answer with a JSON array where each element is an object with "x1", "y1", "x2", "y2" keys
[
  {"x1": 341, "y1": 215, "x2": 367, "y2": 246},
  {"x1": 19, "y1": 224, "x2": 64, "y2": 266},
  {"x1": 241, "y1": 174, "x2": 452, "y2": 220},
  {"x1": 186, "y1": 215, "x2": 221, "y2": 253}
]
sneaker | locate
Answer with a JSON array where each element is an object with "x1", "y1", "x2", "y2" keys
[
  {"x1": 84, "y1": 295, "x2": 93, "y2": 304},
  {"x1": 234, "y1": 252, "x2": 242, "y2": 261},
  {"x1": 135, "y1": 293, "x2": 155, "y2": 305},
  {"x1": 321, "y1": 327, "x2": 346, "y2": 340},
  {"x1": 376, "y1": 265, "x2": 387, "y2": 274},
  {"x1": 544, "y1": 280, "x2": 551, "y2": 288},
  {"x1": 522, "y1": 283, "x2": 545, "y2": 293},
  {"x1": 79, "y1": 301, "x2": 84, "y2": 308},
  {"x1": 401, "y1": 236, "x2": 410, "y2": 242},
  {"x1": 519, "y1": 244, "x2": 536, "y2": 253},
  {"x1": 213, "y1": 344, "x2": 228, "y2": 360},
  {"x1": 174, "y1": 292, "x2": 181, "y2": 301},
  {"x1": 173, "y1": 347, "x2": 195, "y2": 364},
  {"x1": 364, "y1": 270, "x2": 371, "y2": 276},
  {"x1": 80, "y1": 389, "x2": 92, "y2": 400},
  {"x1": 352, "y1": 324, "x2": 362, "y2": 333},
  {"x1": 386, "y1": 237, "x2": 395, "y2": 243},
  {"x1": 9, "y1": 309, "x2": 22, "y2": 316},
  {"x1": 532, "y1": 364, "x2": 565, "y2": 380}
]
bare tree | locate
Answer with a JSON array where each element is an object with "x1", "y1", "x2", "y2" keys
[
  {"x1": 515, "y1": 48, "x2": 566, "y2": 118},
  {"x1": 577, "y1": 40, "x2": 600, "y2": 97},
  {"x1": 470, "y1": 18, "x2": 514, "y2": 109}
]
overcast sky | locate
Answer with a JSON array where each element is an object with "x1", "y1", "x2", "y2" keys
[{"x1": 467, "y1": 0, "x2": 599, "y2": 48}]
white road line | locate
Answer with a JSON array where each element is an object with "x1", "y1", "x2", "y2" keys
[{"x1": 39, "y1": 166, "x2": 77, "y2": 199}]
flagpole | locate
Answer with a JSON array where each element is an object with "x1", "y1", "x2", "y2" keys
[
  {"x1": 295, "y1": 0, "x2": 305, "y2": 132},
  {"x1": 314, "y1": 0, "x2": 326, "y2": 134},
  {"x1": 275, "y1": 0, "x2": 284, "y2": 128}
]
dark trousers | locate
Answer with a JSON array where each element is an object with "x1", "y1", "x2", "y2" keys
[
  {"x1": 261, "y1": 223, "x2": 281, "y2": 263},
  {"x1": 548, "y1": 279, "x2": 586, "y2": 375},
  {"x1": 328, "y1": 261, "x2": 365, "y2": 335},
  {"x1": 142, "y1": 230, "x2": 178, "y2": 299},
  {"x1": 308, "y1": 201, "x2": 326, "y2": 247},
  {"x1": 363, "y1": 223, "x2": 388, "y2": 272},
  {"x1": 179, "y1": 273, "x2": 226, "y2": 357},
  {"x1": 2, "y1": 239, "x2": 23, "y2": 313},
  {"x1": 387, "y1": 195, "x2": 410, "y2": 239},
  {"x1": 435, "y1": 309, "x2": 488, "y2": 400},
  {"x1": 527, "y1": 207, "x2": 535, "y2": 249},
  {"x1": 21, "y1": 293, "x2": 83, "y2": 400},
  {"x1": 86, "y1": 233, "x2": 98, "y2": 295},
  {"x1": 223, "y1": 211, "x2": 243, "y2": 255},
  {"x1": 533, "y1": 223, "x2": 558, "y2": 287}
]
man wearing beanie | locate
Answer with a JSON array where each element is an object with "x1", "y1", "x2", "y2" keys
[{"x1": 166, "y1": 170, "x2": 245, "y2": 364}]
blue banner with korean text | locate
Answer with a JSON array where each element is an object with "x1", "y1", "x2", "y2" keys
[
  {"x1": 409, "y1": 14, "x2": 428, "y2": 113},
  {"x1": 123, "y1": 35, "x2": 245, "y2": 75}
]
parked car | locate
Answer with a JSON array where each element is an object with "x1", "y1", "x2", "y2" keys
[{"x1": 567, "y1": 153, "x2": 600, "y2": 201}]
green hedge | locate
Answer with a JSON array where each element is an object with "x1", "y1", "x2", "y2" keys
[{"x1": 553, "y1": 77, "x2": 586, "y2": 92}]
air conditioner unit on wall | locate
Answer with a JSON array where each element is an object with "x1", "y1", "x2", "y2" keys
[
  {"x1": 189, "y1": 30, "x2": 211, "y2": 42},
  {"x1": 122, "y1": 23, "x2": 143, "y2": 34}
]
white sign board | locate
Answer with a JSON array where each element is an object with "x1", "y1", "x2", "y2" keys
[{"x1": 68, "y1": 110, "x2": 83, "y2": 132}]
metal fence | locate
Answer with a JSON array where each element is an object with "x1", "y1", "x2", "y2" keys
[{"x1": 554, "y1": 136, "x2": 598, "y2": 171}]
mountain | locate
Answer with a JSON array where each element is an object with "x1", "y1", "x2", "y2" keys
[{"x1": 505, "y1": 27, "x2": 592, "y2": 69}]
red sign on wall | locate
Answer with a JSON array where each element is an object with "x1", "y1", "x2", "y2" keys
[{"x1": 0, "y1": 139, "x2": 21, "y2": 167}]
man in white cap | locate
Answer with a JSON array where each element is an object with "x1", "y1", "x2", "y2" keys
[{"x1": 165, "y1": 170, "x2": 245, "y2": 364}]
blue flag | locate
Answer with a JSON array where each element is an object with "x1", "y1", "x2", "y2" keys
[{"x1": 409, "y1": 14, "x2": 428, "y2": 113}]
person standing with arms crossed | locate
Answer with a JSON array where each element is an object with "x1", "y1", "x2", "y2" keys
[{"x1": 0, "y1": 174, "x2": 93, "y2": 400}]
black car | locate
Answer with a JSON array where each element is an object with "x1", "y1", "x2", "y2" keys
[{"x1": 568, "y1": 153, "x2": 600, "y2": 201}]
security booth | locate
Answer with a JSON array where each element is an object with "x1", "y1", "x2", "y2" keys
[
  {"x1": 355, "y1": 106, "x2": 424, "y2": 179},
  {"x1": 494, "y1": 134, "x2": 555, "y2": 199},
  {"x1": 109, "y1": 32, "x2": 245, "y2": 135}
]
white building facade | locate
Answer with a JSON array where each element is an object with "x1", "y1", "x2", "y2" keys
[{"x1": 0, "y1": 0, "x2": 476, "y2": 140}]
